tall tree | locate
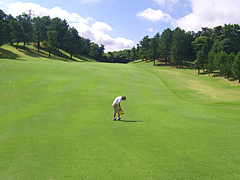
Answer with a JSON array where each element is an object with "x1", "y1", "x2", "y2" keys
[
  {"x1": 232, "y1": 51, "x2": 240, "y2": 83},
  {"x1": 225, "y1": 52, "x2": 235, "y2": 80},
  {"x1": 32, "y1": 16, "x2": 51, "y2": 51},
  {"x1": 8, "y1": 16, "x2": 24, "y2": 49},
  {"x1": 64, "y1": 27, "x2": 80, "y2": 59},
  {"x1": 40, "y1": 16, "x2": 51, "y2": 43},
  {"x1": 0, "y1": 10, "x2": 7, "y2": 46},
  {"x1": 82, "y1": 38, "x2": 91, "y2": 56},
  {"x1": 232, "y1": 24, "x2": 240, "y2": 52},
  {"x1": 130, "y1": 46, "x2": 137, "y2": 63},
  {"x1": 206, "y1": 40, "x2": 223, "y2": 75},
  {"x1": 170, "y1": 27, "x2": 187, "y2": 68},
  {"x1": 201, "y1": 27, "x2": 213, "y2": 37},
  {"x1": 192, "y1": 36, "x2": 213, "y2": 71},
  {"x1": 191, "y1": 36, "x2": 211, "y2": 54},
  {"x1": 48, "y1": 17, "x2": 68, "y2": 56},
  {"x1": 148, "y1": 32, "x2": 160, "y2": 65},
  {"x1": 99, "y1": 44, "x2": 105, "y2": 60},
  {"x1": 17, "y1": 12, "x2": 33, "y2": 47},
  {"x1": 217, "y1": 51, "x2": 228, "y2": 76},
  {"x1": 194, "y1": 50, "x2": 206, "y2": 74},
  {"x1": 139, "y1": 35, "x2": 150, "y2": 61},
  {"x1": 32, "y1": 17, "x2": 42, "y2": 51},
  {"x1": 44, "y1": 30, "x2": 57, "y2": 57},
  {"x1": 89, "y1": 43, "x2": 99, "y2": 60},
  {"x1": 219, "y1": 38, "x2": 236, "y2": 55},
  {"x1": 159, "y1": 28, "x2": 172, "y2": 64}
]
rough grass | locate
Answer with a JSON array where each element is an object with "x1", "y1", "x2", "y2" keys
[{"x1": 0, "y1": 45, "x2": 240, "y2": 179}]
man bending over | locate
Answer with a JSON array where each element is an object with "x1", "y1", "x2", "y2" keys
[{"x1": 112, "y1": 96, "x2": 126, "y2": 121}]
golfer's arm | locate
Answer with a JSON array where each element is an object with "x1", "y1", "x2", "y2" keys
[{"x1": 118, "y1": 102, "x2": 121, "y2": 109}]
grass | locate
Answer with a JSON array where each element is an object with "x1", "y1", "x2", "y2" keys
[{"x1": 0, "y1": 44, "x2": 240, "y2": 179}]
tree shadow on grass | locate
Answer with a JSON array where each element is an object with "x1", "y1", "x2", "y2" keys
[
  {"x1": 0, "y1": 47, "x2": 20, "y2": 59},
  {"x1": 122, "y1": 120, "x2": 142, "y2": 123},
  {"x1": 13, "y1": 45, "x2": 82, "y2": 62},
  {"x1": 14, "y1": 45, "x2": 49, "y2": 58},
  {"x1": 198, "y1": 71, "x2": 219, "y2": 76}
]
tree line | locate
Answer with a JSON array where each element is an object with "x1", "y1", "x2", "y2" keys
[
  {"x1": 106, "y1": 25, "x2": 240, "y2": 83},
  {"x1": 0, "y1": 9, "x2": 240, "y2": 82},
  {"x1": 0, "y1": 9, "x2": 104, "y2": 59}
]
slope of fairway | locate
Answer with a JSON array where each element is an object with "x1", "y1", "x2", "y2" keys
[{"x1": 0, "y1": 56, "x2": 240, "y2": 179}]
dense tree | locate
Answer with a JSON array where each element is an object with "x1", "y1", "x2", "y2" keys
[
  {"x1": 89, "y1": 43, "x2": 105, "y2": 60},
  {"x1": 4, "y1": 15, "x2": 14, "y2": 45},
  {"x1": 225, "y1": 52, "x2": 235, "y2": 80},
  {"x1": 32, "y1": 16, "x2": 51, "y2": 51},
  {"x1": 217, "y1": 51, "x2": 228, "y2": 76},
  {"x1": 130, "y1": 46, "x2": 137, "y2": 63},
  {"x1": 213, "y1": 25, "x2": 224, "y2": 41},
  {"x1": 32, "y1": 17, "x2": 42, "y2": 51},
  {"x1": 82, "y1": 38, "x2": 91, "y2": 56},
  {"x1": 99, "y1": 44, "x2": 105, "y2": 60},
  {"x1": 0, "y1": 10, "x2": 7, "y2": 46},
  {"x1": 139, "y1": 35, "x2": 150, "y2": 61},
  {"x1": 1, "y1": 9, "x2": 240, "y2": 81},
  {"x1": 44, "y1": 30, "x2": 58, "y2": 57},
  {"x1": 159, "y1": 28, "x2": 172, "y2": 64},
  {"x1": 201, "y1": 27, "x2": 213, "y2": 37},
  {"x1": 0, "y1": 10, "x2": 105, "y2": 61},
  {"x1": 40, "y1": 16, "x2": 51, "y2": 42},
  {"x1": 48, "y1": 17, "x2": 68, "y2": 56},
  {"x1": 8, "y1": 16, "x2": 24, "y2": 49},
  {"x1": 148, "y1": 33, "x2": 160, "y2": 65},
  {"x1": 17, "y1": 12, "x2": 33, "y2": 47},
  {"x1": 194, "y1": 50, "x2": 206, "y2": 74},
  {"x1": 170, "y1": 27, "x2": 186, "y2": 68},
  {"x1": 64, "y1": 27, "x2": 80, "y2": 59},
  {"x1": 89, "y1": 43, "x2": 100, "y2": 59},
  {"x1": 232, "y1": 51, "x2": 240, "y2": 83},
  {"x1": 220, "y1": 38, "x2": 236, "y2": 55},
  {"x1": 192, "y1": 36, "x2": 211, "y2": 54}
]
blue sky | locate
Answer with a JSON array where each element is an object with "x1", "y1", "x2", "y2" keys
[{"x1": 1, "y1": 0, "x2": 240, "y2": 52}]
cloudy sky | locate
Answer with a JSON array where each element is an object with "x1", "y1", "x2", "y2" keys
[{"x1": 1, "y1": 0, "x2": 240, "y2": 52}]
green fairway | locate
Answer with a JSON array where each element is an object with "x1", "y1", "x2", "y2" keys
[{"x1": 1, "y1": 46, "x2": 240, "y2": 179}]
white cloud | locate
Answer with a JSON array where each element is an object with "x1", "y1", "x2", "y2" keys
[
  {"x1": 173, "y1": 0, "x2": 240, "y2": 32},
  {"x1": 91, "y1": 21, "x2": 113, "y2": 32},
  {"x1": 148, "y1": 28, "x2": 154, "y2": 32},
  {"x1": 136, "y1": 8, "x2": 172, "y2": 22},
  {"x1": 7, "y1": 2, "x2": 91, "y2": 24},
  {"x1": 71, "y1": 22, "x2": 135, "y2": 52}
]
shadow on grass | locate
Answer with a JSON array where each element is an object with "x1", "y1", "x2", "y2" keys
[
  {"x1": 154, "y1": 63, "x2": 169, "y2": 66},
  {"x1": 12, "y1": 45, "x2": 83, "y2": 62},
  {"x1": 198, "y1": 71, "x2": 219, "y2": 75},
  {"x1": 122, "y1": 120, "x2": 142, "y2": 123},
  {"x1": 0, "y1": 47, "x2": 20, "y2": 59},
  {"x1": 15, "y1": 45, "x2": 49, "y2": 58}
]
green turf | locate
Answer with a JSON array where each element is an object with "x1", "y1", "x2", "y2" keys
[{"x1": 0, "y1": 45, "x2": 240, "y2": 179}]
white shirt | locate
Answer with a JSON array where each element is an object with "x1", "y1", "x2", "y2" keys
[{"x1": 112, "y1": 96, "x2": 122, "y2": 106}]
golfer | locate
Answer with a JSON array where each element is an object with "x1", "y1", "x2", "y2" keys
[{"x1": 112, "y1": 96, "x2": 126, "y2": 121}]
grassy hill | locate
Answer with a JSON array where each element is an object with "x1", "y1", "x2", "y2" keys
[
  {"x1": 0, "y1": 43, "x2": 95, "y2": 62},
  {"x1": 0, "y1": 44, "x2": 240, "y2": 179}
]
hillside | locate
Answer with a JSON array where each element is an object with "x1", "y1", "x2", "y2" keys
[{"x1": 0, "y1": 43, "x2": 95, "y2": 62}]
